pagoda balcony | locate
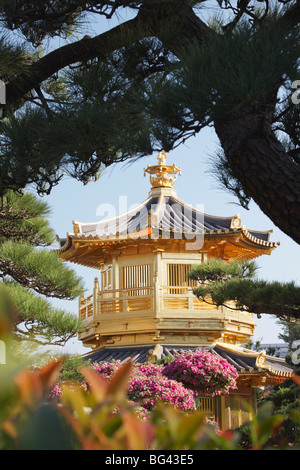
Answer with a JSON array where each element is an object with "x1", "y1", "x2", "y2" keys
[
  {"x1": 79, "y1": 279, "x2": 212, "y2": 322},
  {"x1": 79, "y1": 280, "x2": 154, "y2": 321},
  {"x1": 78, "y1": 278, "x2": 255, "y2": 348},
  {"x1": 161, "y1": 286, "x2": 221, "y2": 311},
  {"x1": 79, "y1": 278, "x2": 253, "y2": 321}
]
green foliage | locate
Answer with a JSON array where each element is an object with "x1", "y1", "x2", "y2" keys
[
  {"x1": 0, "y1": 357, "x2": 298, "y2": 450},
  {"x1": 0, "y1": 190, "x2": 84, "y2": 347},
  {"x1": 57, "y1": 355, "x2": 91, "y2": 383},
  {"x1": 244, "y1": 338, "x2": 263, "y2": 352},
  {"x1": 209, "y1": 146, "x2": 252, "y2": 209},
  {"x1": 1, "y1": 282, "x2": 82, "y2": 345},
  {"x1": 236, "y1": 402, "x2": 288, "y2": 449},
  {"x1": 0, "y1": 33, "x2": 31, "y2": 80},
  {"x1": 156, "y1": 355, "x2": 175, "y2": 366},
  {"x1": 0, "y1": 0, "x2": 297, "y2": 202},
  {"x1": 189, "y1": 258, "x2": 300, "y2": 320},
  {"x1": 257, "y1": 367, "x2": 300, "y2": 444},
  {"x1": 0, "y1": 243, "x2": 82, "y2": 297},
  {"x1": 18, "y1": 403, "x2": 79, "y2": 450},
  {"x1": 0, "y1": 1, "x2": 297, "y2": 249},
  {"x1": 0, "y1": 190, "x2": 54, "y2": 244},
  {"x1": 188, "y1": 258, "x2": 257, "y2": 282},
  {"x1": 179, "y1": 13, "x2": 299, "y2": 120},
  {"x1": 0, "y1": 0, "x2": 84, "y2": 46},
  {"x1": 277, "y1": 319, "x2": 300, "y2": 348}
]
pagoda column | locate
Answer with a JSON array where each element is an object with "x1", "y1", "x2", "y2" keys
[
  {"x1": 154, "y1": 250, "x2": 162, "y2": 315},
  {"x1": 93, "y1": 277, "x2": 100, "y2": 318},
  {"x1": 112, "y1": 255, "x2": 119, "y2": 291}
]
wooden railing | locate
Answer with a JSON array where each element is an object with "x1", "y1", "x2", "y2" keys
[
  {"x1": 79, "y1": 294, "x2": 94, "y2": 320},
  {"x1": 197, "y1": 397, "x2": 218, "y2": 422},
  {"x1": 79, "y1": 279, "x2": 252, "y2": 320},
  {"x1": 79, "y1": 279, "x2": 154, "y2": 320},
  {"x1": 96, "y1": 286, "x2": 153, "y2": 316},
  {"x1": 161, "y1": 286, "x2": 219, "y2": 311}
]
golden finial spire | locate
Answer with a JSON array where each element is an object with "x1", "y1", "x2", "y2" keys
[{"x1": 144, "y1": 151, "x2": 181, "y2": 189}]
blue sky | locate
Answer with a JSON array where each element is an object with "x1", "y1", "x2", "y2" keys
[{"x1": 44, "y1": 125, "x2": 300, "y2": 355}]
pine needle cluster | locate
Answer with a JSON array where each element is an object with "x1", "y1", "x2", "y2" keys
[
  {"x1": 189, "y1": 258, "x2": 300, "y2": 321},
  {"x1": 0, "y1": 1, "x2": 298, "y2": 245},
  {"x1": 0, "y1": 191, "x2": 84, "y2": 346}
]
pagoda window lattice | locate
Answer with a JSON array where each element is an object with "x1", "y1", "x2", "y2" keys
[
  {"x1": 224, "y1": 395, "x2": 253, "y2": 429},
  {"x1": 122, "y1": 264, "x2": 150, "y2": 296},
  {"x1": 167, "y1": 263, "x2": 197, "y2": 294},
  {"x1": 101, "y1": 266, "x2": 112, "y2": 291}
]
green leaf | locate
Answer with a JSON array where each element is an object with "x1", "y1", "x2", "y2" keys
[{"x1": 19, "y1": 404, "x2": 78, "y2": 450}]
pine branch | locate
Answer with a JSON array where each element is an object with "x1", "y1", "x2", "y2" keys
[
  {"x1": 0, "y1": 241, "x2": 83, "y2": 299},
  {"x1": 222, "y1": 0, "x2": 252, "y2": 33},
  {"x1": 1, "y1": 281, "x2": 83, "y2": 346},
  {"x1": 0, "y1": 1, "x2": 299, "y2": 243},
  {"x1": 0, "y1": 191, "x2": 55, "y2": 245},
  {"x1": 0, "y1": 191, "x2": 83, "y2": 347},
  {"x1": 3, "y1": 1, "x2": 214, "y2": 109},
  {"x1": 190, "y1": 259, "x2": 300, "y2": 321},
  {"x1": 188, "y1": 258, "x2": 257, "y2": 282},
  {"x1": 4, "y1": 13, "x2": 146, "y2": 107}
]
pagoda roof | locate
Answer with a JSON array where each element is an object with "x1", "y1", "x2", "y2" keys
[
  {"x1": 83, "y1": 342, "x2": 294, "y2": 383},
  {"x1": 58, "y1": 152, "x2": 279, "y2": 265},
  {"x1": 58, "y1": 192, "x2": 278, "y2": 257},
  {"x1": 68, "y1": 194, "x2": 275, "y2": 241}
]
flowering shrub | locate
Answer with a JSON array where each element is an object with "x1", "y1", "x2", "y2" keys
[
  {"x1": 90, "y1": 361, "x2": 196, "y2": 414},
  {"x1": 49, "y1": 351, "x2": 238, "y2": 415},
  {"x1": 48, "y1": 382, "x2": 88, "y2": 399},
  {"x1": 48, "y1": 360, "x2": 196, "y2": 413},
  {"x1": 132, "y1": 362, "x2": 164, "y2": 377},
  {"x1": 2, "y1": 359, "x2": 294, "y2": 450},
  {"x1": 128, "y1": 367, "x2": 196, "y2": 412},
  {"x1": 162, "y1": 350, "x2": 238, "y2": 396},
  {"x1": 49, "y1": 384, "x2": 62, "y2": 399},
  {"x1": 48, "y1": 360, "x2": 120, "y2": 399},
  {"x1": 91, "y1": 360, "x2": 121, "y2": 380},
  {"x1": 127, "y1": 401, "x2": 152, "y2": 420}
]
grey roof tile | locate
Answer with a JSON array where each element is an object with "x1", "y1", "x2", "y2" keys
[{"x1": 83, "y1": 344, "x2": 294, "y2": 378}]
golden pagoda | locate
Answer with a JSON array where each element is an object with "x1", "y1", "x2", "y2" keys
[{"x1": 59, "y1": 151, "x2": 293, "y2": 429}]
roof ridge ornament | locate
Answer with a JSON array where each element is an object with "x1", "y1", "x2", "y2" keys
[
  {"x1": 144, "y1": 151, "x2": 181, "y2": 189},
  {"x1": 230, "y1": 213, "x2": 241, "y2": 229}
]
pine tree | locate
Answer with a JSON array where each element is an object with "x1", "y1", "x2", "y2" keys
[
  {"x1": 0, "y1": 190, "x2": 84, "y2": 346},
  {"x1": 188, "y1": 258, "x2": 300, "y2": 321},
  {"x1": 277, "y1": 320, "x2": 300, "y2": 350},
  {"x1": 0, "y1": 1, "x2": 298, "y2": 243}
]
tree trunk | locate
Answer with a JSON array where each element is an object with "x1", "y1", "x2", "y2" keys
[{"x1": 214, "y1": 109, "x2": 300, "y2": 245}]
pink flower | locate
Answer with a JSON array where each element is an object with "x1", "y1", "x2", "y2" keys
[
  {"x1": 91, "y1": 359, "x2": 121, "y2": 380},
  {"x1": 162, "y1": 350, "x2": 238, "y2": 396}
]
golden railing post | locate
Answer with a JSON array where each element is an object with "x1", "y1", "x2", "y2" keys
[
  {"x1": 93, "y1": 277, "x2": 100, "y2": 318},
  {"x1": 188, "y1": 287, "x2": 193, "y2": 310},
  {"x1": 79, "y1": 293, "x2": 85, "y2": 320},
  {"x1": 123, "y1": 289, "x2": 129, "y2": 312},
  {"x1": 154, "y1": 251, "x2": 162, "y2": 315}
]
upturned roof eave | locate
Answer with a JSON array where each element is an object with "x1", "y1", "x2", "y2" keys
[{"x1": 57, "y1": 225, "x2": 279, "y2": 258}]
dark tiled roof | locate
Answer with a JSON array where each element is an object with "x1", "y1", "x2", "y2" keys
[
  {"x1": 83, "y1": 344, "x2": 293, "y2": 378},
  {"x1": 85, "y1": 345, "x2": 151, "y2": 364},
  {"x1": 247, "y1": 230, "x2": 271, "y2": 242},
  {"x1": 58, "y1": 194, "x2": 278, "y2": 253},
  {"x1": 264, "y1": 355, "x2": 294, "y2": 375},
  {"x1": 72, "y1": 195, "x2": 243, "y2": 238}
]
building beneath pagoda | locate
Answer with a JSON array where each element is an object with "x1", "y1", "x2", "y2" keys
[{"x1": 59, "y1": 151, "x2": 293, "y2": 430}]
